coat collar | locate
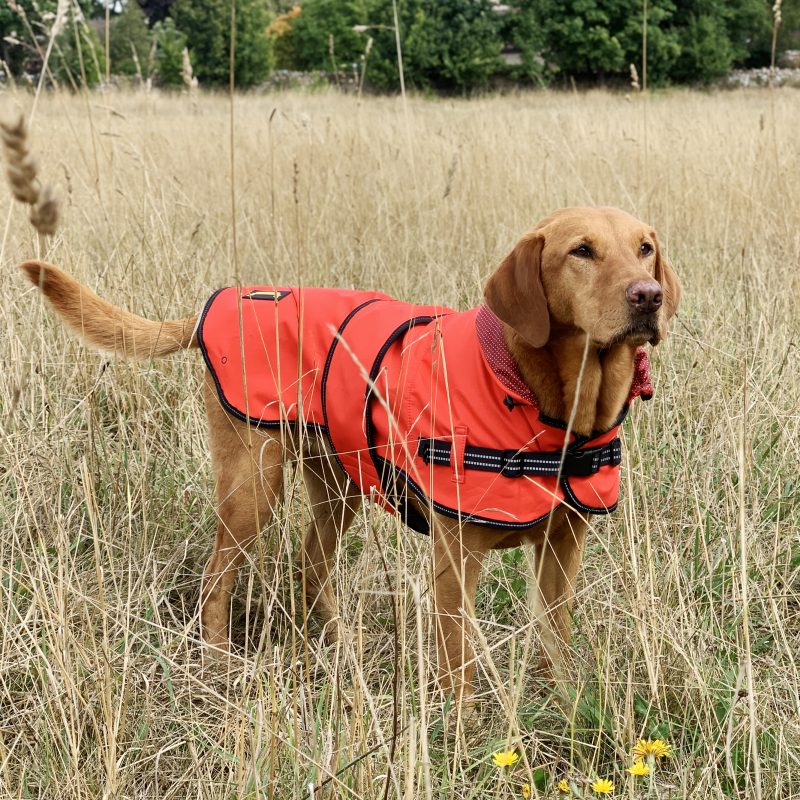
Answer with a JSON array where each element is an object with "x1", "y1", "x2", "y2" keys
[{"x1": 475, "y1": 305, "x2": 653, "y2": 407}]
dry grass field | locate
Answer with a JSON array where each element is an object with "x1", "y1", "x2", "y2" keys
[{"x1": 0, "y1": 87, "x2": 798, "y2": 799}]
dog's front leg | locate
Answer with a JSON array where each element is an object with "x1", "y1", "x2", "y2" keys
[{"x1": 432, "y1": 524, "x2": 487, "y2": 706}]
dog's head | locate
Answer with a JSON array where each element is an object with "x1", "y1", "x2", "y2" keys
[{"x1": 484, "y1": 207, "x2": 681, "y2": 349}]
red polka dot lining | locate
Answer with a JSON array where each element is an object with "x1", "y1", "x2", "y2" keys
[{"x1": 475, "y1": 305, "x2": 653, "y2": 407}]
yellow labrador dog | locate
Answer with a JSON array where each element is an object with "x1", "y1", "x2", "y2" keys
[{"x1": 20, "y1": 206, "x2": 680, "y2": 705}]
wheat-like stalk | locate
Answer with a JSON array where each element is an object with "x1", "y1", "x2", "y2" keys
[
  {"x1": 181, "y1": 47, "x2": 199, "y2": 107},
  {"x1": 629, "y1": 63, "x2": 641, "y2": 92},
  {"x1": 0, "y1": 114, "x2": 59, "y2": 236}
]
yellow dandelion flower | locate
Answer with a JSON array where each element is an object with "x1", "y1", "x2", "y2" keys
[
  {"x1": 492, "y1": 749, "x2": 519, "y2": 768},
  {"x1": 522, "y1": 783, "x2": 531, "y2": 798},
  {"x1": 591, "y1": 778, "x2": 614, "y2": 794},
  {"x1": 632, "y1": 738, "x2": 672, "y2": 760},
  {"x1": 556, "y1": 778, "x2": 570, "y2": 793},
  {"x1": 626, "y1": 761, "x2": 650, "y2": 776}
]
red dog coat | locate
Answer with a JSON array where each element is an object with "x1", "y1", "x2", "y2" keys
[{"x1": 197, "y1": 287, "x2": 652, "y2": 534}]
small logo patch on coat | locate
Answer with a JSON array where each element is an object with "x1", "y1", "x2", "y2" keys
[{"x1": 242, "y1": 290, "x2": 290, "y2": 301}]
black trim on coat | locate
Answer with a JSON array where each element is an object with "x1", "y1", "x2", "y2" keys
[{"x1": 320, "y1": 297, "x2": 386, "y2": 486}]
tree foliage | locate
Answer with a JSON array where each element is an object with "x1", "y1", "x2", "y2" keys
[
  {"x1": 169, "y1": 0, "x2": 273, "y2": 87},
  {"x1": 363, "y1": 0, "x2": 504, "y2": 91},
  {"x1": 535, "y1": 0, "x2": 682, "y2": 84},
  {"x1": 1, "y1": 0, "x2": 799, "y2": 91},
  {"x1": 153, "y1": 17, "x2": 186, "y2": 86},
  {"x1": 524, "y1": 0, "x2": 779, "y2": 86},
  {"x1": 109, "y1": 1, "x2": 153, "y2": 77},
  {"x1": 278, "y1": 0, "x2": 367, "y2": 71},
  {"x1": 0, "y1": 0, "x2": 97, "y2": 79},
  {"x1": 667, "y1": 0, "x2": 772, "y2": 82},
  {"x1": 138, "y1": 0, "x2": 176, "y2": 27},
  {"x1": 51, "y1": 10, "x2": 107, "y2": 89},
  {"x1": 499, "y1": 2, "x2": 548, "y2": 85}
]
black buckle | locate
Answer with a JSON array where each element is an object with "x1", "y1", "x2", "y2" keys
[
  {"x1": 499, "y1": 449, "x2": 523, "y2": 478},
  {"x1": 563, "y1": 448, "x2": 599, "y2": 477}
]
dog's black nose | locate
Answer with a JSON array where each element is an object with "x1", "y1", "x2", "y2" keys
[{"x1": 626, "y1": 280, "x2": 662, "y2": 314}]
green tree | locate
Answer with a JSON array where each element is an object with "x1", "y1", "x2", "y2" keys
[
  {"x1": 0, "y1": 1, "x2": 30, "y2": 75},
  {"x1": 536, "y1": 0, "x2": 681, "y2": 85},
  {"x1": 668, "y1": 0, "x2": 771, "y2": 82},
  {"x1": 715, "y1": 0, "x2": 772, "y2": 66},
  {"x1": 500, "y1": 2, "x2": 549, "y2": 85},
  {"x1": 170, "y1": 0, "x2": 274, "y2": 88},
  {"x1": 777, "y1": 0, "x2": 800, "y2": 52},
  {"x1": 538, "y1": 0, "x2": 626, "y2": 78},
  {"x1": 110, "y1": 1, "x2": 153, "y2": 77},
  {"x1": 153, "y1": 17, "x2": 186, "y2": 86},
  {"x1": 365, "y1": 0, "x2": 503, "y2": 91},
  {"x1": 139, "y1": 0, "x2": 176, "y2": 26},
  {"x1": 284, "y1": 0, "x2": 367, "y2": 71},
  {"x1": 0, "y1": 0, "x2": 96, "y2": 79},
  {"x1": 670, "y1": 10, "x2": 734, "y2": 82},
  {"x1": 51, "y1": 10, "x2": 107, "y2": 88},
  {"x1": 619, "y1": 0, "x2": 681, "y2": 86},
  {"x1": 267, "y1": 5, "x2": 301, "y2": 70}
]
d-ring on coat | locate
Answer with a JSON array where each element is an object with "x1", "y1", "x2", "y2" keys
[{"x1": 197, "y1": 286, "x2": 653, "y2": 534}]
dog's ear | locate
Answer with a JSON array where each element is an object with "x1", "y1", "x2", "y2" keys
[
  {"x1": 484, "y1": 232, "x2": 549, "y2": 348},
  {"x1": 651, "y1": 231, "x2": 681, "y2": 323}
]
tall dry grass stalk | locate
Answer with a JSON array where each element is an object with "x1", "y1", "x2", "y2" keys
[
  {"x1": 0, "y1": 89, "x2": 798, "y2": 799},
  {"x1": 181, "y1": 46, "x2": 199, "y2": 106},
  {"x1": 770, "y1": 0, "x2": 783, "y2": 86}
]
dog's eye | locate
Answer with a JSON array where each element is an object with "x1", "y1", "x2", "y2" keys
[
  {"x1": 640, "y1": 242, "x2": 654, "y2": 257},
  {"x1": 571, "y1": 244, "x2": 593, "y2": 259}
]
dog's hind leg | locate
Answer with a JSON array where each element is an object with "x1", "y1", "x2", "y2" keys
[
  {"x1": 201, "y1": 374, "x2": 285, "y2": 652},
  {"x1": 532, "y1": 512, "x2": 588, "y2": 674},
  {"x1": 297, "y1": 441, "x2": 361, "y2": 637}
]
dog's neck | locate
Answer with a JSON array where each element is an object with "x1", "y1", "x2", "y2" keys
[{"x1": 504, "y1": 326, "x2": 637, "y2": 437}]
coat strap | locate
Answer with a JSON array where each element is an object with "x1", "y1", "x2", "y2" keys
[{"x1": 417, "y1": 438, "x2": 622, "y2": 478}]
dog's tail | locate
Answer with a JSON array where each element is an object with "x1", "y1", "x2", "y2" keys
[{"x1": 20, "y1": 260, "x2": 198, "y2": 358}]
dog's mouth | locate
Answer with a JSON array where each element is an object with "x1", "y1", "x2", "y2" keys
[{"x1": 606, "y1": 316, "x2": 661, "y2": 347}]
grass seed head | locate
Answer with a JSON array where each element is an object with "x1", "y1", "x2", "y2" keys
[
  {"x1": 0, "y1": 113, "x2": 60, "y2": 236},
  {"x1": 29, "y1": 184, "x2": 59, "y2": 236},
  {"x1": 1, "y1": 115, "x2": 39, "y2": 205}
]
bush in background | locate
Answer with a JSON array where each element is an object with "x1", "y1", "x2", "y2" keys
[
  {"x1": 169, "y1": 0, "x2": 273, "y2": 88},
  {"x1": 109, "y1": 0, "x2": 152, "y2": 77},
  {"x1": 51, "y1": 11, "x2": 107, "y2": 89},
  {"x1": 278, "y1": 0, "x2": 367, "y2": 72},
  {"x1": 153, "y1": 18, "x2": 186, "y2": 87},
  {"x1": 499, "y1": 1, "x2": 548, "y2": 86},
  {"x1": 364, "y1": 0, "x2": 503, "y2": 91},
  {"x1": 0, "y1": 0, "x2": 99, "y2": 82},
  {"x1": 267, "y1": 5, "x2": 302, "y2": 70},
  {"x1": 0, "y1": 0, "x2": 798, "y2": 91},
  {"x1": 535, "y1": 0, "x2": 682, "y2": 85}
]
